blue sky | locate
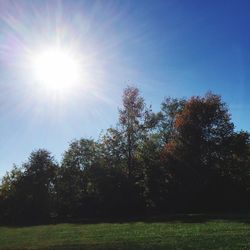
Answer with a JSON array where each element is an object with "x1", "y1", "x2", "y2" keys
[{"x1": 0, "y1": 0, "x2": 250, "y2": 176}]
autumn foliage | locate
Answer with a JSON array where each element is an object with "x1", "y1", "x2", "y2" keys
[{"x1": 0, "y1": 87, "x2": 249, "y2": 224}]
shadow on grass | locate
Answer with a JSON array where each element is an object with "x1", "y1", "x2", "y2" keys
[
  {"x1": 3, "y1": 213, "x2": 250, "y2": 227},
  {"x1": 145, "y1": 213, "x2": 250, "y2": 224},
  {"x1": 66, "y1": 213, "x2": 250, "y2": 225}
]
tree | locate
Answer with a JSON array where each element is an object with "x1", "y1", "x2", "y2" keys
[
  {"x1": 21, "y1": 149, "x2": 58, "y2": 222},
  {"x1": 137, "y1": 134, "x2": 167, "y2": 211},
  {"x1": 0, "y1": 165, "x2": 23, "y2": 223},
  {"x1": 118, "y1": 86, "x2": 157, "y2": 178},
  {"x1": 1, "y1": 88, "x2": 250, "y2": 223},
  {"x1": 0, "y1": 150, "x2": 57, "y2": 223},
  {"x1": 98, "y1": 86, "x2": 159, "y2": 214},
  {"x1": 100, "y1": 128, "x2": 127, "y2": 170},
  {"x1": 173, "y1": 93, "x2": 234, "y2": 171},
  {"x1": 62, "y1": 138, "x2": 101, "y2": 170},
  {"x1": 56, "y1": 138, "x2": 101, "y2": 218},
  {"x1": 162, "y1": 93, "x2": 237, "y2": 211},
  {"x1": 159, "y1": 97, "x2": 186, "y2": 144},
  {"x1": 226, "y1": 131, "x2": 250, "y2": 183}
]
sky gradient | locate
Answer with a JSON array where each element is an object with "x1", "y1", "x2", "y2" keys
[{"x1": 0, "y1": 0, "x2": 250, "y2": 176}]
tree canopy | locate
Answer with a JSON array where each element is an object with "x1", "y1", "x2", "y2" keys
[{"x1": 1, "y1": 87, "x2": 250, "y2": 224}]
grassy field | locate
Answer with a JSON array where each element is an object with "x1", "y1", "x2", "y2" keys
[{"x1": 1, "y1": 215, "x2": 250, "y2": 249}]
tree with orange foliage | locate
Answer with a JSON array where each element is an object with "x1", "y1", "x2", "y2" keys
[{"x1": 162, "y1": 92, "x2": 249, "y2": 211}]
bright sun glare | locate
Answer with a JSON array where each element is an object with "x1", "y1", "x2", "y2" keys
[{"x1": 31, "y1": 47, "x2": 81, "y2": 91}]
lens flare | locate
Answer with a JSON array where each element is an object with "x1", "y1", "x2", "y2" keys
[{"x1": 31, "y1": 46, "x2": 81, "y2": 91}]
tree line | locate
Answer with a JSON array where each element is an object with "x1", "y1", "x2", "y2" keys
[{"x1": 0, "y1": 86, "x2": 250, "y2": 224}]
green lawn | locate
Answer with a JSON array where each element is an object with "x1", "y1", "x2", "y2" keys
[{"x1": 1, "y1": 216, "x2": 250, "y2": 249}]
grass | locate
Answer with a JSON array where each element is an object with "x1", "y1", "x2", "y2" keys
[{"x1": 1, "y1": 215, "x2": 250, "y2": 249}]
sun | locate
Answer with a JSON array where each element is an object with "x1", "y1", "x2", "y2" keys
[{"x1": 31, "y1": 46, "x2": 81, "y2": 91}]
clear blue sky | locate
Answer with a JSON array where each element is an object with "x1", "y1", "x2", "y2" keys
[{"x1": 0, "y1": 0, "x2": 250, "y2": 176}]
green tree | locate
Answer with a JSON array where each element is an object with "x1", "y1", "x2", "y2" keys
[
  {"x1": 227, "y1": 131, "x2": 250, "y2": 184},
  {"x1": 0, "y1": 150, "x2": 57, "y2": 223},
  {"x1": 100, "y1": 128, "x2": 127, "y2": 170},
  {"x1": 0, "y1": 165, "x2": 23, "y2": 223},
  {"x1": 56, "y1": 138, "x2": 101, "y2": 218},
  {"x1": 21, "y1": 149, "x2": 58, "y2": 222}
]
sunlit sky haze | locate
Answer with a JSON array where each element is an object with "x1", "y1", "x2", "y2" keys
[{"x1": 0, "y1": 0, "x2": 250, "y2": 176}]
